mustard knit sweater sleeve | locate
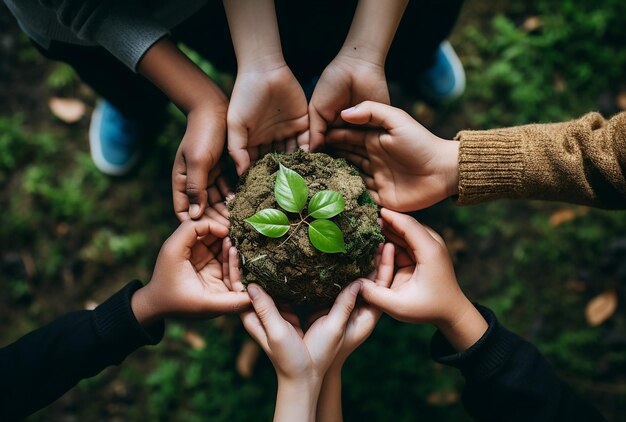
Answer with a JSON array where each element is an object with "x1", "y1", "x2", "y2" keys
[{"x1": 455, "y1": 111, "x2": 626, "y2": 209}]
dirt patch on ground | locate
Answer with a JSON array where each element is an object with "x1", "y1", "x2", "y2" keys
[{"x1": 228, "y1": 150, "x2": 383, "y2": 305}]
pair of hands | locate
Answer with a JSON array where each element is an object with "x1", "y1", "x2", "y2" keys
[{"x1": 174, "y1": 51, "x2": 390, "y2": 222}]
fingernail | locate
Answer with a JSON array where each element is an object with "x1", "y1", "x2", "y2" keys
[
  {"x1": 189, "y1": 204, "x2": 201, "y2": 218},
  {"x1": 247, "y1": 284, "x2": 260, "y2": 299},
  {"x1": 349, "y1": 282, "x2": 361, "y2": 294},
  {"x1": 343, "y1": 106, "x2": 356, "y2": 113}
]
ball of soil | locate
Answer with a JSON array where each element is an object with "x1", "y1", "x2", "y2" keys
[{"x1": 228, "y1": 150, "x2": 384, "y2": 305}]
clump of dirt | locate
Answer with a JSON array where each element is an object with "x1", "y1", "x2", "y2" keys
[{"x1": 228, "y1": 150, "x2": 384, "y2": 305}]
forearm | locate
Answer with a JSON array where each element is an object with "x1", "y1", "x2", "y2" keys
[
  {"x1": 137, "y1": 37, "x2": 227, "y2": 114},
  {"x1": 223, "y1": 0, "x2": 285, "y2": 72},
  {"x1": 316, "y1": 365, "x2": 343, "y2": 422},
  {"x1": 274, "y1": 378, "x2": 321, "y2": 422},
  {"x1": 340, "y1": 0, "x2": 409, "y2": 64},
  {"x1": 455, "y1": 111, "x2": 626, "y2": 208},
  {"x1": 0, "y1": 281, "x2": 163, "y2": 420},
  {"x1": 431, "y1": 305, "x2": 606, "y2": 421},
  {"x1": 437, "y1": 300, "x2": 489, "y2": 352}
]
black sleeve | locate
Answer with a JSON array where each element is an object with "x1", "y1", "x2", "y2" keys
[
  {"x1": 0, "y1": 280, "x2": 164, "y2": 421},
  {"x1": 430, "y1": 304, "x2": 606, "y2": 422}
]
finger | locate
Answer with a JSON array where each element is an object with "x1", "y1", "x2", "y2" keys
[
  {"x1": 375, "y1": 243, "x2": 395, "y2": 287},
  {"x1": 217, "y1": 175, "x2": 233, "y2": 198},
  {"x1": 205, "y1": 206, "x2": 230, "y2": 227},
  {"x1": 360, "y1": 279, "x2": 402, "y2": 315},
  {"x1": 173, "y1": 152, "x2": 191, "y2": 222},
  {"x1": 296, "y1": 130, "x2": 310, "y2": 152},
  {"x1": 165, "y1": 218, "x2": 229, "y2": 257},
  {"x1": 208, "y1": 185, "x2": 224, "y2": 206},
  {"x1": 286, "y1": 137, "x2": 298, "y2": 152},
  {"x1": 227, "y1": 123, "x2": 251, "y2": 176},
  {"x1": 333, "y1": 151, "x2": 371, "y2": 174},
  {"x1": 325, "y1": 282, "x2": 361, "y2": 328},
  {"x1": 241, "y1": 311, "x2": 269, "y2": 351},
  {"x1": 203, "y1": 292, "x2": 252, "y2": 315},
  {"x1": 325, "y1": 128, "x2": 368, "y2": 147},
  {"x1": 229, "y1": 247, "x2": 245, "y2": 292},
  {"x1": 222, "y1": 238, "x2": 232, "y2": 290},
  {"x1": 368, "y1": 189, "x2": 381, "y2": 204},
  {"x1": 247, "y1": 283, "x2": 287, "y2": 334},
  {"x1": 380, "y1": 208, "x2": 438, "y2": 262},
  {"x1": 184, "y1": 154, "x2": 211, "y2": 220},
  {"x1": 362, "y1": 175, "x2": 376, "y2": 190},
  {"x1": 422, "y1": 225, "x2": 446, "y2": 248},
  {"x1": 340, "y1": 101, "x2": 412, "y2": 130},
  {"x1": 308, "y1": 105, "x2": 329, "y2": 151}
]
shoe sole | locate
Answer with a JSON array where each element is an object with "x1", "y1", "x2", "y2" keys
[{"x1": 89, "y1": 101, "x2": 141, "y2": 176}]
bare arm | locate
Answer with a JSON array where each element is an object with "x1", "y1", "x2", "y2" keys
[{"x1": 137, "y1": 38, "x2": 228, "y2": 221}]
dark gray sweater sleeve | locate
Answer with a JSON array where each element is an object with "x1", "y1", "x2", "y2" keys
[
  {"x1": 430, "y1": 305, "x2": 606, "y2": 421},
  {"x1": 0, "y1": 280, "x2": 164, "y2": 421},
  {"x1": 39, "y1": 0, "x2": 169, "y2": 70}
]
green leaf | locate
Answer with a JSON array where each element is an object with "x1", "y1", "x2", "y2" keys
[
  {"x1": 275, "y1": 164, "x2": 308, "y2": 213},
  {"x1": 308, "y1": 219, "x2": 346, "y2": 253},
  {"x1": 244, "y1": 209, "x2": 290, "y2": 238},
  {"x1": 308, "y1": 190, "x2": 345, "y2": 219}
]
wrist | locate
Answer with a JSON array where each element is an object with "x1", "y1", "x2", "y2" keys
[
  {"x1": 441, "y1": 140, "x2": 460, "y2": 197},
  {"x1": 130, "y1": 285, "x2": 163, "y2": 328},
  {"x1": 436, "y1": 300, "x2": 489, "y2": 352},
  {"x1": 237, "y1": 51, "x2": 287, "y2": 73},
  {"x1": 337, "y1": 45, "x2": 386, "y2": 68},
  {"x1": 275, "y1": 376, "x2": 321, "y2": 422}
]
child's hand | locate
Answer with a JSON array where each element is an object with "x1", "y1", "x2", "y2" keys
[
  {"x1": 361, "y1": 209, "x2": 487, "y2": 351},
  {"x1": 308, "y1": 53, "x2": 389, "y2": 152},
  {"x1": 130, "y1": 214, "x2": 251, "y2": 327},
  {"x1": 332, "y1": 243, "x2": 394, "y2": 367},
  {"x1": 227, "y1": 65, "x2": 309, "y2": 175},
  {"x1": 326, "y1": 101, "x2": 460, "y2": 212},
  {"x1": 228, "y1": 250, "x2": 360, "y2": 381}
]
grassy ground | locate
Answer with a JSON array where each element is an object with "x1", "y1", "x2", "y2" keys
[{"x1": 1, "y1": 0, "x2": 626, "y2": 420}]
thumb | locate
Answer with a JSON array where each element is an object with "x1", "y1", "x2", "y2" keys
[
  {"x1": 340, "y1": 101, "x2": 410, "y2": 130},
  {"x1": 359, "y1": 279, "x2": 400, "y2": 315},
  {"x1": 247, "y1": 284, "x2": 285, "y2": 333},
  {"x1": 325, "y1": 282, "x2": 361, "y2": 328},
  {"x1": 227, "y1": 122, "x2": 251, "y2": 176}
]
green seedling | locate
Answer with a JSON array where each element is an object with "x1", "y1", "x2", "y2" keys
[{"x1": 245, "y1": 164, "x2": 346, "y2": 253}]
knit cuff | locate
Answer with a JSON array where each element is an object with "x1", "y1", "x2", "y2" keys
[
  {"x1": 430, "y1": 304, "x2": 519, "y2": 383},
  {"x1": 455, "y1": 128, "x2": 525, "y2": 206},
  {"x1": 87, "y1": 3, "x2": 169, "y2": 71},
  {"x1": 93, "y1": 280, "x2": 164, "y2": 352}
]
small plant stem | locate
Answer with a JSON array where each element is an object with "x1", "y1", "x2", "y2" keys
[{"x1": 278, "y1": 222, "x2": 302, "y2": 248}]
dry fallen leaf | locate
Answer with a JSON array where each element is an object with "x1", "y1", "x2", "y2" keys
[
  {"x1": 48, "y1": 97, "x2": 86, "y2": 124},
  {"x1": 236, "y1": 338, "x2": 260, "y2": 379},
  {"x1": 616, "y1": 91, "x2": 626, "y2": 111},
  {"x1": 585, "y1": 289, "x2": 618, "y2": 327},
  {"x1": 549, "y1": 208, "x2": 577, "y2": 227},
  {"x1": 183, "y1": 330, "x2": 206, "y2": 350},
  {"x1": 426, "y1": 390, "x2": 459, "y2": 406},
  {"x1": 522, "y1": 16, "x2": 543, "y2": 32}
]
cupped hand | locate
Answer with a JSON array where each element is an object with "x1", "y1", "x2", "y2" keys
[
  {"x1": 131, "y1": 211, "x2": 250, "y2": 326},
  {"x1": 173, "y1": 106, "x2": 227, "y2": 221},
  {"x1": 308, "y1": 53, "x2": 389, "y2": 151},
  {"x1": 227, "y1": 250, "x2": 360, "y2": 381},
  {"x1": 227, "y1": 65, "x2": 308, "y2": 175},
  {"x1": 360, "y1": 208, "x2": 470, "y2": 327},
  {"x1": 326, "y1": 101, "x2": 460, "y2": 212}
]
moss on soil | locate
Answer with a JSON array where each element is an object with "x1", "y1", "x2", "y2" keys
[{"x1": 228, "y1": 150, "x2": 384, "y2": 305}]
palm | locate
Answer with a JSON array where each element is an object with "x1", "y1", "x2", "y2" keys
[
  {"x1": 228, "y1": 65, "x2": 308, "y2": 172},
  {"x1": 309, "y1": 55, "x2": 389, "y2": 150}
]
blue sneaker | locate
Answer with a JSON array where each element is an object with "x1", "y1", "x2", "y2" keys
[
  {"x1": 89, "y1": 100, "x2": 144, "y2": 176},
  {"x1": 417, "y1": 41, "x2": 466, "y2": 103}
]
